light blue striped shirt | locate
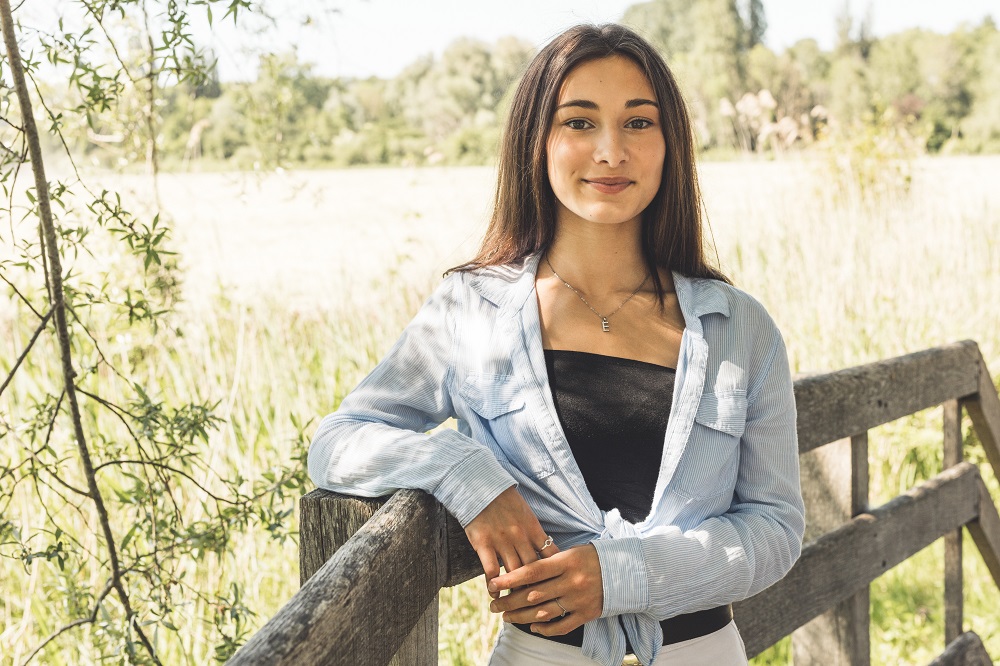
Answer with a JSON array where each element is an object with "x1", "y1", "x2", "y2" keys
[{"x1": 308, "y1": 252, "x2": 804, "y2": 666}]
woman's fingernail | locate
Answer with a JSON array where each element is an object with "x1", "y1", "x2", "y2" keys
[
  {"x1": 489, "y1": 602, "x2": 497, "y2": 612},
  {"x1": 487, "y1": 581, "x2": 498, "y2": 593}
]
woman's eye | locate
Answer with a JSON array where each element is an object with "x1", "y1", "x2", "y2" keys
[
  {"x1": 565, "y1": 119, "x2": 590, "y2": 130},
  {"x1": 626, "y1": 118, "x2": 654, "y2": 130}
]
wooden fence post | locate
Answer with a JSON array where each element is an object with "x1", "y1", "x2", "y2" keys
[
  {"x1": 299, "y1": 490, "x2": 440, "y2": 665},
  {"x1": 792, "y1": 433, "x2": 870, "y2": 665},
  {"x1": 943, "y1": 399, "x2": 964, "y2": 645}
]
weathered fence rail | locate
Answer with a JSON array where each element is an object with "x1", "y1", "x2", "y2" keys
[{"x1": 229, "y1": 340, "x2": 1000, "y2": 665}]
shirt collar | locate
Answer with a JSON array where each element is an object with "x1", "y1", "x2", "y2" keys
[
  {"x1": 466, "y1": 253, "x2": 541, "y2": 314},
  {"x1": 466, "y1": 251, "x2": 731, "y2": 320}
]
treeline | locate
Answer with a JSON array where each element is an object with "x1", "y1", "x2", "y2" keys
[{"x1": 57, "y1": 0, "x2": 1000, "y2": 169}]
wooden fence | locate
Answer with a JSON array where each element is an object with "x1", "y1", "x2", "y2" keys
[{"x1": 229, "y1": 340, "x2": 1000, "y2": 665}]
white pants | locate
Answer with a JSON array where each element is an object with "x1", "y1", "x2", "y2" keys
[{"x1": 487, "y1": 621, "x2": 749, "y2": 666}]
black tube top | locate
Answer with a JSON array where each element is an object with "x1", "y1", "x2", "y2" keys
[
  {"x1": 544, "y1": 349, "x2": 675, "y2": 523},
  {"x1": 512, "y1": 349, "x2": 676, "y2": 647}
]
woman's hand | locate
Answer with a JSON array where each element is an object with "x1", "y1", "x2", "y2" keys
[
  {"x1": 464, "y1": 485, "x2": 561, "y2": 600},
  {"x1": 486, "y1": 544, "x2": 603, "y2": 636}
]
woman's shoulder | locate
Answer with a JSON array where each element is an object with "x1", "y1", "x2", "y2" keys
[
  {"x1": 446, "y1": 256, "x2": 538, "y2": 308},
  {"x1": 682, "y1": 274, "x2": 777, "y2": 322}
]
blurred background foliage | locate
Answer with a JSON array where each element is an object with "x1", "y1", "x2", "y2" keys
[{"x1": 36, "y1": 0, "x2": 1000, "y2": 172}]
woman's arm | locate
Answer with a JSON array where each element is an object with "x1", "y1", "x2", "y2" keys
[
  {"x1": 308, "y1": 274, "x2": 516, "y2": 528},
  {"x1": 308, "y1": 273, "x2": 559, "y2": 590}
]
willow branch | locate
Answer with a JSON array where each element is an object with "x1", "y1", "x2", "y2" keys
[
  {"x1": 78, "y1": 0, "x2": 137, "y2": 84},
  {"x1": 94, "y1": 459, "x2": 237, "y2": 505},
  {"x1": 20, "y1": 578, "x2": 115, "y2": 666},
  {"x1": 0, "y1": 390, "x2": 63, "y2": 484},
  {"x1": 140, "y1": 0, "x2": 162, "y2": 209},
  {"x1": 0, "y1": 308, "x2": 52, "y2": 399},
  {"x1": 0, "y1": 269, "x2": 44, "y2": 319},
  {"x1": 0, "y1": 5, "x2": 158, "y2": 663},
  {"x1": 26, "y1": 69, "x2": 96, "y2": 200}
]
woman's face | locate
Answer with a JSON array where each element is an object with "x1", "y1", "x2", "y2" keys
[{"x1": 546, "y1": 55, "x2": 666, "y2": 231}]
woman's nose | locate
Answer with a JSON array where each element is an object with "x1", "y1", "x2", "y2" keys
[{"x1": 593, "y1": 129, "x2": 628, "y2": 167}]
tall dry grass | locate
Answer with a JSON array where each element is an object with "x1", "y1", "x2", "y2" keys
[{"x1": 1, "y1": 155, "x2": 998, "y2": 664}]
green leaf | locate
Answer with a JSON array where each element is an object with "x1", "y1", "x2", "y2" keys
[{"x1": 121, "y1": 523, "x2": 139, "y2": 550}]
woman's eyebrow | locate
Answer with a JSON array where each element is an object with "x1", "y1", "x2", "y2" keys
[
  {"x1": 556, "y1": 99, "x2": 598, "y2": 110},
  {"x1": 555, "y1": 98, "x2": 659, "y2": 110}
]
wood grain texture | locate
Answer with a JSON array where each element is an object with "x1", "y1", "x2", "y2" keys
[
  {"x1": 927, "y1": 631, "x2": 994, "y2": 666},
  {"x1": 300, "y1": 490, "x2": 389, "y2": 585},
  {"x1": 795, "y1": 341, "x2": 980, "y2": 454},
  {"x1": 230, "y1": 490, "x2": 444, "y2": 666},
  {"x1": 444, "y1": 511, "x2": 480, "y2": 587},
  {"x1": 736, "y1": 463, "x2": 982, "y2": 658},
  {"x1": 852, "y1": 432, "x2": 870, "y2": 516},
  {"x1": 944, "y1": 400, "x2": 964, "y2": 644},
  {"x1": 963, "y1": 348, "x2": 1000, "y2": 483},
  {"x1": 792, "y1": 434, "x2": 870, "y2": 666},
  {"x1": 298, "y1": 490, "x2": 441, "y2": 665},
  {"x1": 968, "y1": 477, "x2": 1000, "y2": 589}
]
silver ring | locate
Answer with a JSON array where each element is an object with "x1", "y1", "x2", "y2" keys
[
  {"x1": 539, "y1": 535, "x2": 555, "y2": 551},
  {"x1": 554, "y1": 598, "x2": 568, "y2": 618}
]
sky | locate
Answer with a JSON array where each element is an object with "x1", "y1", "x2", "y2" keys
[{"x1": 201, "y1": 0, "x2": 999, "y2": 82}]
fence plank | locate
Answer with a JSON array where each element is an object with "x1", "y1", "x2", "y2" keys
[
  {"x1": 963, "y1": 349, "x2": 1000, "y2": 481},
  {"x1": 792, "y1": 433, "x2": 870, "y2": 665},
  {"x1": 735, "y1": 463, "x2": 981, "y2": 658},
  {"x1": 967, "y1": 478, "x2": 1000, "y2": 589},
  {"x1": 927, "y1": 631, "x2": 993, "y2": 666},
  {"x1": 230, "y1": 490, "x2": 444, "y2": 666},
  {"x1": 944, "y1": 400, "x2": 964, "y2": 645},
  {"x1": 796, "y1": 342, "x2": 980, "y2": 454},
  {"x1": 300, "y1": 490, "x2": 388, "y2": 584},
  {"x1": 298, "y1": 490, "x2": 440, "y2": 666},
  {"x1": 444, "y1": 511, "x2": 480, "y2": 587}
]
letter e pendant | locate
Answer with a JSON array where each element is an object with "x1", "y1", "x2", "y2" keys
[{"x1": 601, "y1": 318, "x2": 610, "y2": 333}]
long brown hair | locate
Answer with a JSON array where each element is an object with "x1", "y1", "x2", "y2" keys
[{"x1": 453, "y1": 23, "x2": 729, "y2": 299}]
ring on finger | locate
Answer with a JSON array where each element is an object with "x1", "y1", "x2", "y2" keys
[
  {"x1": 538, "y1": 535, "x2": 555, "y2": 552},
  {"x1": 554, "y1": 598, "x2": 568, "y2": 618}
]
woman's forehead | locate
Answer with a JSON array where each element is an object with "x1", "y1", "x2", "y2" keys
[{"x1": 555, "y1": 55, "x2": 656, "y2": 106}]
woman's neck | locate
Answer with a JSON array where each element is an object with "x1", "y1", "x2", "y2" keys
[{"x1": 544, "y1": 220, "x2": 648, "y2": 297}]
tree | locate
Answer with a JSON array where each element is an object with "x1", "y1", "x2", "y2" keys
[
  {"x1": 741, "y1": 0, "x2": 767, "y2": 49},
  {"x1": 621, "y1": 0, "x2": 698, "y2": 59},
  {"x1": 0, "y1": 2, "x2": 310, "y2": 663},
  {"x1": 959, "y1": 19, "x2": 1000, "y2": 152}
]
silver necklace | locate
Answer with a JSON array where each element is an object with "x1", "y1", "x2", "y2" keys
[{"x1": 545, "y1": 256, "x2": 649, "y2": 333}]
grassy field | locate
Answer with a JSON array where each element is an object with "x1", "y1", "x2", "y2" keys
[{"x1": 1, "y1": 155, "x2": 999, "y2": 664}]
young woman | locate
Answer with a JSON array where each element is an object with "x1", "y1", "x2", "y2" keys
[{"x1": 308, "y1": 24, "x2": 804, "y2": 666}]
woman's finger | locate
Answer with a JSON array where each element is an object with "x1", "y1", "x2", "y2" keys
[
  {"x1": 514, "y1": 538, "x2": 541, "y2": 570},
  {"x1": 537, "y1": 536, "x2": 561, "y2": 558},
  {"x1": 529, "y1": 608, "x2": 582, "y2": 637},
  {"x1": 489, "y1": 551, "x2": 561, "y2": 595},
  {"x1": 500, "y1": 595, "x2": 565, "y2": 625},
  {"x1": 474, "y1": 544, "x2": 501, "y2": 590},
  {"x1": 497, "y1": 548, "x2": 522, "y2": 576},
  {"x1": 491, "y1": 580, "x2": 556, "y2": 615}
]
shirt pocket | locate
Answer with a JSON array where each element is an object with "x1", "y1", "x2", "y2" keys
[
  {"x1": 672, "y1": 390, "x2": 747, "y2": 500},
  {"x1": 459, "y1": 373, "x2": 554, "y2": 478}
]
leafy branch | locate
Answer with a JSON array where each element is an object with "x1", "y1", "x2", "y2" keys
[{"x1": 0, "y1": 1, "x2": 161, "y2": 661}]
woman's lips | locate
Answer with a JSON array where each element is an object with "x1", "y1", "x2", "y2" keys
[{"x1": 583, "y1": 177, "x2": 633, "y2": 194}]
